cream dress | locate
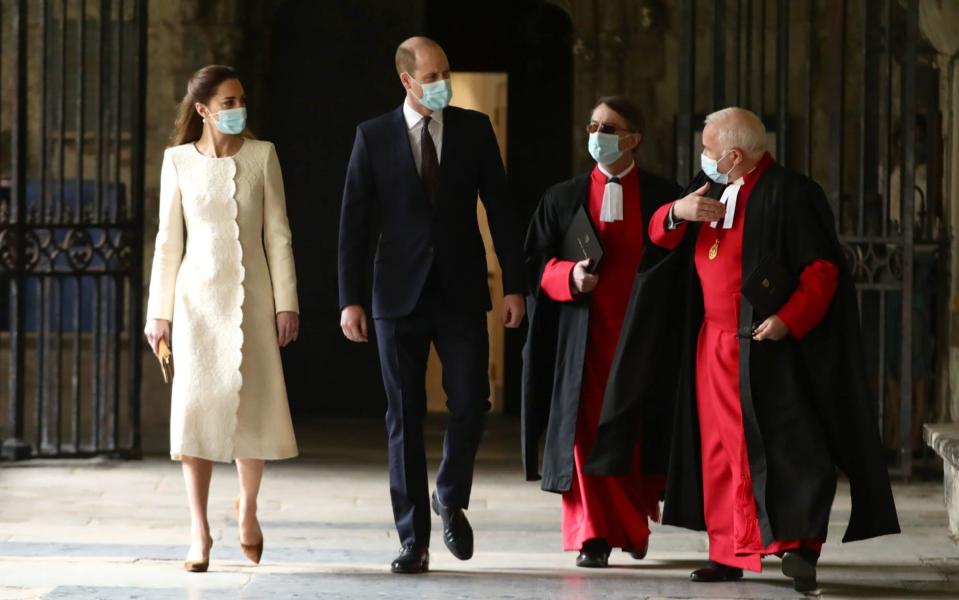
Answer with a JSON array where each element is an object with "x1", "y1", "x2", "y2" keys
[{"x1": 146, "y1": 139, "x2": 299, "y2": 462}]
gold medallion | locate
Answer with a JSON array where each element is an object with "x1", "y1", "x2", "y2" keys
[{"x1": 708, "y1": 240, "x2": 719, "y2": 260}]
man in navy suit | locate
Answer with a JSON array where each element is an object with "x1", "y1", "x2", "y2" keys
[{"x1": 338, "y1": 36, "x2": 527, "y2": 574}]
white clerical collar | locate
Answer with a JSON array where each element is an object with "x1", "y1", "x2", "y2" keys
[
  {"x1": 710, "y1": 176, "x2": 745, "y2": 229},
  {"x1": 597, "y1": 162, "x2": 635, "y2": 223},
  {"x1": 403, "y1": 100, "x2": 444, "y2": 130},
  {"x1": 597, "y1": 161, "x2": 636, "y2": 180}
]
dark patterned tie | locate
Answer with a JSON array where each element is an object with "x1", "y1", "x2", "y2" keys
[{"x1": 420, "y1": 116, "x2": 440, "y2": 205}]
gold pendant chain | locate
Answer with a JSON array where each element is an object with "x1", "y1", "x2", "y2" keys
[{"x1": 708, "y1": 226, "x2": 722, "y2": 261}]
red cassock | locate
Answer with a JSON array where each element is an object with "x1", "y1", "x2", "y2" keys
[
  {"x1": 649, "y1": 153, "x2": 838, "y2": 571},
  {"x1": 540, "y1": 164, "x2": 665, "y2": 551}
]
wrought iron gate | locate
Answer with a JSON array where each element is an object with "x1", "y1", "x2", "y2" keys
[
  {"x1": 675, "y1": 0, "x2": 937, "y2": 478},
  {"x1": 0, "y1": 0, "x2": 147, "y2": 459}
]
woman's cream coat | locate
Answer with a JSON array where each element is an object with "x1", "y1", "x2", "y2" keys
[{"x1": 147, "y1": 140, "x2": 298, "y2": 462}]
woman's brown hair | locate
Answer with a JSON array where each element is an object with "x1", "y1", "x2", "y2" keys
[{"x1": 170, "y1": 64, "x2": 245, "y2": 147}]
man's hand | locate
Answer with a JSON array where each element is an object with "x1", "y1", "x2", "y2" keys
[
  {"x1": 671, "y1": 182, "x2": 726, "y2": 222},
  {"x1": 503, "y1": 294, "x2": 525, "y2": 328},
  {"x1": 277, "y1": 311, "x2": 300, "y2": 347},
  {"x1": 340, "y1": 305, "x2": 369, "y2": 342},
  {"x1": 571, "y1": 259, "x2": 599, "y2": 294},
  {"x1": 753, "y1": 315, "x2": 789, "y2": 341}
]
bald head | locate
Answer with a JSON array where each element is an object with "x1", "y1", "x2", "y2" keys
[{"x1": 395, "y1": 36, "x2": 446, "y2": 77}]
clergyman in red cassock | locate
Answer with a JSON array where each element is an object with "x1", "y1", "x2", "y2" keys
[
  {"x1": 585, "y1": 107, "x2": 899, "y2": 593},
  {"x1": 521, "y1": 96, "x2": 682, "y2": 567}
]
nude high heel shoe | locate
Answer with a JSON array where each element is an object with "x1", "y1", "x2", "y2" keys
[
  {"x1": 235, "y1": 497, "x2": 264, "y2": 564},
  {"x1": 183, "y1": 536, "x2": 213, "y2": 572}
]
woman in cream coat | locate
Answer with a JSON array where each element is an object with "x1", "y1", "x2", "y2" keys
[{"x1": 144, "y1": 65, "x2": 299, "y2": 572}]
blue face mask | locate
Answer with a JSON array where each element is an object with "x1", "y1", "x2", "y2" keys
[
  {"x1": 701, "y1": 150, "x2": 734, "y2": 184},
  {"x1": 211, "y1": 107, "x2": 247, "y2": 135},
  {"x1": 588, "y1": 132, "x2": 623, "y2": 165},
  {"x1": 410, "y1": 76, "x2": 452, "y2": 112}
]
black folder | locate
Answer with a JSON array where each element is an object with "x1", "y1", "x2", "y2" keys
[
  {"x1": 561, "y1": 205, "x2": 604, "y2": 274},
  {"x1": 742, "y1": 255, "x2": 797, "y2": 320}
]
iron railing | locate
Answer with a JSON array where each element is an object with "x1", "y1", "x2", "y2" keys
[{"x1": 0, "y1": 0, "x2": 147, "y2": 459}]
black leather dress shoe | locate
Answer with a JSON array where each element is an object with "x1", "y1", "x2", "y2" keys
[
  {"x1": 575, "y1": 550, "x2": 609, "y2": 568},
  {"x1": 690, "y1": 561, "x2": 744, "y2": 582},
  {"x1": 626, "y1": 541, "x2": 649, "y2": 560},
  {"x1": 431, "y1": 491, "x2": 474, "y2": 560},
  {"x1": 781, "y1": 548, "x2": 818, "y2": 592},
  {"x1": 390, "y1": 545, "x2": 429, "y2": 574},
  {"x1": 576, "y1": 538, "x2": 611, "y2": 568}
]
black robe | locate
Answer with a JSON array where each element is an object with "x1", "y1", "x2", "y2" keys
[
  {"x1": 521, "y1": 168, "x2": 681, "y2": 492},
  {"x1": 585, "y1": 164, "x2": 901, "y2": 544}
]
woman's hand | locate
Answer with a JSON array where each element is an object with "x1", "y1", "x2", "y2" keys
[
  {"x1": 277, "y1": 311, "x2": 300, "y2": 347},
  {"x1": 144, "y1": 319, "x2": 171, "y2": 355}
]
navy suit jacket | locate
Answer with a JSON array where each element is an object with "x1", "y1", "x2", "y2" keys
[{"x1": 338, "y1": 104, "x2": 527, "y2": 319}]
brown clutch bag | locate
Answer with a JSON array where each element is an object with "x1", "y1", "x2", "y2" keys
[{"x1": 157, "y1": 338, "x2": 174, "y2": 384}]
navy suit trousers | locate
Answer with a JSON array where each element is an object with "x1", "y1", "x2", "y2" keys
[{"x1": 373, "y1": 274, "x2": 491, "y2": 547}]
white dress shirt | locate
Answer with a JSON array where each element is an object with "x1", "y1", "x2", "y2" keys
[{"x1": 403, "y1": 100, "x2": 444, "y2": 176}]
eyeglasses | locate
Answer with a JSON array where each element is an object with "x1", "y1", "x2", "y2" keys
[{"x1": 587, "y1": 121, "x2": 634, "y2": 135}]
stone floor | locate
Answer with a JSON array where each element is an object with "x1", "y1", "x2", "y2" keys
[{"x1": 1, "y1": 417, "x2": 958, "y2": 599}]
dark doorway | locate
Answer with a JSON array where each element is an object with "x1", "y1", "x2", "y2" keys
[{"x1": 262, "y1": 1, "x2": 572, "y2": 418}]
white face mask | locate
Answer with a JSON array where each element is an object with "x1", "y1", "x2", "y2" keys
[
  {"x1": 701, "y1": 149, "x2": 734, "y2": 184},
  {"x1": 207, "y1": 107, "x2": 247, "y2": 135},
  {"x1": 407, "y1": 75, "x2": 452, "y2": 111},
  {"x1": 588, "y1": 132, "x2": 623, "y2": 164}
]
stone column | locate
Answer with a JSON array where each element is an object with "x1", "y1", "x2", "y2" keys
[{"x1": 919, "y1": 0, "x2": 959, "y2": 423}]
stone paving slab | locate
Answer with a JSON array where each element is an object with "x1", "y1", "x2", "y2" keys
[{"x1": 1, "y1": 417, "x2": 958, "y2": 599}]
